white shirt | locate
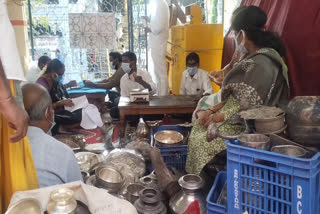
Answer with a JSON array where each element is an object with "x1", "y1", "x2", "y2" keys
[
  {"x1": 120, "y1": 69, "x2": 157, "y2": 96},
  {"x1": 179, "y1": 68, "x2": 213, "y2": 96},
  {"x1": 27, "y1": 126, "x2": 83, "y2": 188},
  {"x1": 25, "y1": 65, "x2": 41, "y2": 83},
  {"x1": 149, "y1": 0, "x2": 169, "y2": 50}
]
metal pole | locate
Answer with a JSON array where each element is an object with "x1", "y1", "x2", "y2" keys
[
  {"x1": 128, "y1": 0, "x2": 134, "y2": 51},
  {"x1": 27, "y1": 0, "x2": 35, "y2": 60},
  {"x1": 144, "y1": 0, "x2": 148, "y2": 71}
]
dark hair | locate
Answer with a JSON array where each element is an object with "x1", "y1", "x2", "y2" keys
[
  {"x1": 56, "y1": 49, "x2": 60, "y2": 53},
  {"x1": 110, "y1": 52, "x2": 122, "y2": 62},
  {"x1": 122, "y1": 51, "x2": 137, "y2": 62},
  {"x1": 38, "y1": 56, "x2": 51, "y2": 68},
  {"x1": 186, "y1": 52, "x2": 200, "y2": 65},
  {"x1": 232, "y1": 6, "x2": 247, "y2": 16},
  {"x1": 231, "y1": 6, "x2": 286, "y2": 56},
  {"x1": 45, "y1": 59, "x2": 64, "y2": 75}
]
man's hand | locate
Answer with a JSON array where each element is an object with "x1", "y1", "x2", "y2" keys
[
  {"x1": 134, "y1": 76, "x2": 143, "y2": 84},
  {"x1": 83, "y1": 80, "x2": 96, "y2": 88},
  {"x1": 65, "y1": 80, "x2": 78, "y2": 88},
  {"x1": 0, "y1": 98, "x2": 29, "y2": 142}
]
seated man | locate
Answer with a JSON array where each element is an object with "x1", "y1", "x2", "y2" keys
[
  {"x1": 25, "y1": 55, "x2": 51, "y2": 83},
  {"x1": 84, "y1": 52, "x2": 125, "y2": 108},
  {"x1": 22, "y1": 83, "x2": 82, "y2": 187},
  {"x1": 179, "y1": 52, "x2": 212, "y2": 96},
  {"x1": 120, "y1": 51, "x2": 157, "y2": 97},
  {"x1": 84, "y1": 52, "x2": 125, "y2": 92}
]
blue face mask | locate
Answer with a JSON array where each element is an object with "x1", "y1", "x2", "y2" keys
[
  {"x1": 187, "y1": 67, "x2": 198, "y2": 76},
  {"x1": 56, "y1": 75, "x2": 64, "y2": 84}
]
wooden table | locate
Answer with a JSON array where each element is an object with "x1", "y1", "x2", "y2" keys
[{"x1": 118, "y1": 95, "x2": 199, "y2": 136}]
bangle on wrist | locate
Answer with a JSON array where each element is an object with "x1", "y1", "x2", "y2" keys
[{"x1": 0, "y1": 96, "x2": 13, "y2": 103}]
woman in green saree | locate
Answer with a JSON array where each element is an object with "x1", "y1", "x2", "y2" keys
[{"x1": 185, "y1": 6, "x2": 290, "y2": 175}]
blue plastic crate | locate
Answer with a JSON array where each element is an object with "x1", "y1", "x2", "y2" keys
[
  {"x1": 207, "y1": 171, "x2": 227, "y2": 214},
  {"x1": 151, "y1": 125, "x2": 191, "y2": 171},
  {"x1": 227, "y1": 140, "x2": 320, "y2": 214}
]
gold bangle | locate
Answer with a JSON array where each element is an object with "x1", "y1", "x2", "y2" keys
[{"x1": 0, "y1": 96, "x2": 12, "y2": 103}]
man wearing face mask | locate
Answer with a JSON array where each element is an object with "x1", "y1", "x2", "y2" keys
[
  {"x1": 84, "y1": 52, "x2": 125, "y2": 93},
  {"x1": 120, "y1": 51, "x2": 157, "y2": 97},
  {"x1": 179, "y1": 52, "x2": 212, "y2": 96},
  {"x1": 22, "y1": 83, "x2": 82, "y2": 187}
]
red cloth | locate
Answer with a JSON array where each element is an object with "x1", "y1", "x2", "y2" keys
[
  {"x1": 221, "y1": 0, "x2": 320, "y2": 96},
  {"x1": 183, "y1": 200, "x2": 201, "y2": 214}
]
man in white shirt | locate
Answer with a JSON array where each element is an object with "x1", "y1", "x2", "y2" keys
[
  {"x1": 179, "y1": 52, "x2": 212, "y2": 96},
  {"x1": 120, "y1": 51, "x2": 157, "y2": 97},
  {"x1": 26, "y1": 55, "x2": 51, "y2": 83},
  {"x1": 22, "y1": 83, "x2": 82, "y2": 187}
]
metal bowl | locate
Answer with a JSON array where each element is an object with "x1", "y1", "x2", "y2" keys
[
  {"x1": 254, "y1": 112, "x2": 286, "y2": 134},
  {"x1": 75, "y1": 152, "x2": 99, "y2": 172},
  {"x1": 237, "y1": 134, "x2": 270, "y2": 150},
  {"x1": 95, "y1": 166, "x2": 123, "y2": 193},
  {"x1": 154, "y1": 130, "x2": 184, "y2": 145},
  {"x1": 271, "y1": 145, "x2": 307, "y2": 158},
  {"x1": 6, "y1": 199, "x2": 42, "y2": 214},
  {"x1": 126, "y1": 183, "x2": 145, "y2": 204}
]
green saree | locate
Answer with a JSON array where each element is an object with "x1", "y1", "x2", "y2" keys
[{"x1": 186, "y1": 48, "x2": 289, "y2": 175}]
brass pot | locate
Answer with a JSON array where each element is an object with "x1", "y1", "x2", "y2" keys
[{"x1": 154, "y1": 130, "x2": 184, "y2": 146}]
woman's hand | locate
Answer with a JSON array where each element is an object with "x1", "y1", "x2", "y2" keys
[
  {"x1": 208, "y1": 70, "x2": 224, "y2": 86},
  {"x1": 197, "y1": 110, "x2": 212, "y2": 127},
  {"x1": 55, "y1": 99, "x2": 74, "y2": 108},
  {"x1": 0, "y1": 98, "x2": 29, "y2": 142}
]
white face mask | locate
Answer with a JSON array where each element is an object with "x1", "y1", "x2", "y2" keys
[
  {"x1": 45, "y1": 107, "x2": 56, "y2": 134},
  {"x1": 234, "y1": 30, "x2": 248, "y2": 54},
  {"x1": 121, "y1": 63, "x2": 131, "y2": 73},
  {"x1": 109, "y1": 62, "x2": 115, "y2": 70},
  {"x1": 187, "y1": 67, "x2": 198, "y2": 76}
]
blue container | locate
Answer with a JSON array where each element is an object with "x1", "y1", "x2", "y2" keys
[
  {"x1": 151, "y1": 125, "x2": 191, "y2": 171},
  {"x1": 207, "y1": 171, "x2": 227, "y2": 214},
  {"x1": 227, "y1": 140, "x2": 320, "y2": 214}
]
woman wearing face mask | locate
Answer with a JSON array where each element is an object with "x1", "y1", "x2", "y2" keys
[
  {"x1": 179, "y1": 52, "x2": 212, "y2": 96},
  {"x1": 37, "y1": 59, "x2": 81, "y2": 135},
  {"x1": 185, "y1": 6, "x2": 289, "y2": 175}
]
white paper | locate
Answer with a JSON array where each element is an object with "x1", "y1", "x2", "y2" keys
[
  {"x1": 65, "y1": 95, "x2": 89, "y2": 112},
  {"x1": 80, "y1": 104, "x2": 103, "y2": 129}
]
